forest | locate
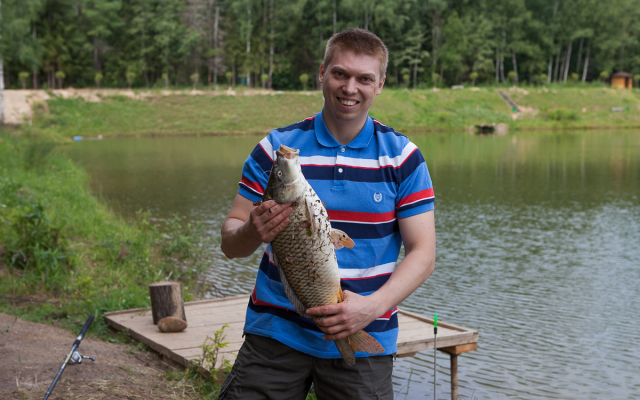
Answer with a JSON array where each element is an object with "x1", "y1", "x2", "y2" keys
[{"x1": 2, "y1": 0, "x2": 640, "y2": 90}]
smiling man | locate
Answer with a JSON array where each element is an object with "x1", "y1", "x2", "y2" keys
[{"x1": 219, "y1": 28, "x2": 435, "y2": 400}]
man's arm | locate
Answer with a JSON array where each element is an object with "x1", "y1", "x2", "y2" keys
[
  {"x1": 307, "y1": 210, "x2": 435, "y2": 340},
  {"x1": 221, "y1": 194, "x2": 292, "y2": 259}
]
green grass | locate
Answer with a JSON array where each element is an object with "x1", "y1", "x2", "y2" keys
[
  {"x1": 26, "y1": 85, "x2": 640, "y2": 137},
  {"x1": 0, "y1": 128, "x2": 217, "y2": 332},
  {"x1": 32, "y1": 91, "x2": 325, "y2": 137}
]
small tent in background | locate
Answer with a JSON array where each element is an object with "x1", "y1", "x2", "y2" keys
[{"x1": 610, "y1": 71, "x2": 633, "y2": 89}]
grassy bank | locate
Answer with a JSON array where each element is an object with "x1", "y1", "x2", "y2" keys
[
  {"x1": 0, "y1": 131, "x2": 211, "y2": 329},
  {"x1": 0, "y1": 131, "x2": 227, "y2": 397},
  {"x1": 24, "y1": 86, "x2": 640, "y2": 137}
]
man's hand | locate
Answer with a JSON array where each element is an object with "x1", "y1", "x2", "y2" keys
[
  {"x1": 221, "y1": 195, "x2": 292, "y2": 259},
  {"x1": 248, "y1": 200, "x2": 292, "y2": 243},
  {"x1": 306, "y1": 290, "x2": 381, "y2": 340}
]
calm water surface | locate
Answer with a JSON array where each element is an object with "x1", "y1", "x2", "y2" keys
[{"x1": 64, "y1": 131, "x2": 640, "y2": 400}]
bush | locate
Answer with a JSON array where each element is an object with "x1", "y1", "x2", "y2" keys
[
  {"x1": 547, "y1": 108, "x2": 577, "y2": 121},
  {"x1": 436, "y1": 111, "x2": 451, "y2": 122},
  {"x1": 23, "y1": 138, "x2": 57, "y2": 169},
  {"x1": 3, "y1": 202, "x2": 68, "y2": 277}
]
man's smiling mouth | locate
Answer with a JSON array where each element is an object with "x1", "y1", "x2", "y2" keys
[{"x1": 339, "y1": 98, "x2": 358, "y2": 106}]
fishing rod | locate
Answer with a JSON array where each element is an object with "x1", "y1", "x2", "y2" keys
[
  {"x1": 43, "y1": 314, "x2": 96, "y2": 400},
  {"x1": 434, "y1": 313, "x2": 437, "y2": 400}
]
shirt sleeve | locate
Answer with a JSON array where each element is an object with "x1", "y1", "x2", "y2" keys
[
  {"x1": 238, "y1": 136, "x2": 274, "y2": 202},
  {"x1": 395, "y1": 144, "x2": 435, "y2": 219}
]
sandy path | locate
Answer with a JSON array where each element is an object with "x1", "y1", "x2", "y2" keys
[{"x1": 0, "y1": 313, "x2": 197, "y2": 399}]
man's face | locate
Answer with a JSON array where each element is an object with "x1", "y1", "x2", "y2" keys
[{"x1": 319, "y1": 49, "x2": 385, "y2": 127}]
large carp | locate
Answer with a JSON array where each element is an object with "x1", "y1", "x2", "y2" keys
[{"x1": 261, "y1": 144, "x2": 384, "y2": 365}]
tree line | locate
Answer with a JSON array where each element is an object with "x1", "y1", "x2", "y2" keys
[{"x1": 2, "y1": 0, "x2": 640, "y2": 91}]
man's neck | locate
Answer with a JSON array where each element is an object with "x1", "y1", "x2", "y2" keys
[{"x1": 322, "y1": 110, "x2": 367, "y2": 146}]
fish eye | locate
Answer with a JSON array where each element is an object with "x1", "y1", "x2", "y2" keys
[{"x1": 277, "y1": 170, "x2": 283, "y2": 177}]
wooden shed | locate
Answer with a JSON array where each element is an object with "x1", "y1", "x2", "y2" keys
[{"x1": 610, "y1": 71, "x2": 633, "y2": 89}]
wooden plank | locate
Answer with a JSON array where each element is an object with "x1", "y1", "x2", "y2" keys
[
  {"x1": 108, "y1": 311, "x2": 247, "y2": 330},
  {"x1": 398, "y1": 334, "x2": 473, "y2": 353},
  {"x1": 440, "y1": 343, "x2": 478, "y2": 355},
  {"x1": 103, "y1": 295, "x2": 249, "y2": 317},
  {"x1": 397, "y1": 309, "x2": 476, "y2": 333},
  {"x1": 105, "y1": 295, "x2": 479, "y2": 374}
]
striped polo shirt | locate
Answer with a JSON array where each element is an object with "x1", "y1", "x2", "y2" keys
[{"x1": 237, "y1": 110, "x2": 435, "y2": 359}]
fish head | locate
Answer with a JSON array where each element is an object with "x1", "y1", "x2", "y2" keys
[{"x1": 264, "y1": 145, "x2": 306, "y2": 203}]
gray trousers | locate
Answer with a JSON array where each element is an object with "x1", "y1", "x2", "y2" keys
[{"x1": 218, "y1": 333, "x2": 394, "y2": 400}]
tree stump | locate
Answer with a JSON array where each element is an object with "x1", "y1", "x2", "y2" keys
[{"x1": 149, "y1": 281, "x2": 187, "y2": 325}]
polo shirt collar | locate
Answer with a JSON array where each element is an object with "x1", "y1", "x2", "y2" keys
[{"x1": 314, "y1": 110, "x2": 374, "y2": 149}]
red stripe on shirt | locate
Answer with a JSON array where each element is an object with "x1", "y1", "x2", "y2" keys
[
  {"x1": 240, "y1": 177, "x2": 265, "y2": 194},
  {"x1": 396, "y1": 188, "x2": 435, "y2": 208},
  {"x1": 251, "y1": 287, "x2": 296, "y2": 312},
  {"x1": 327, "y1": 209, "x2": 397, "y2": 223},
  {"x1": 378, "y1": 307, "x2": 398, "y2": 320}
]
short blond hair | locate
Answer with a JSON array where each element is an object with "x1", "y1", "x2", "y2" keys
[{"x1": 322, "y1": 28, "x2": 388, "y2": 78}]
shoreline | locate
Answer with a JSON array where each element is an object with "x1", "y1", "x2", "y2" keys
[
  {"x1": 5, "y1": 86, "x2": 640, "y2": 137},
  {"x1": 62, "y1": 123, "x2": 640, "y2": 141}
]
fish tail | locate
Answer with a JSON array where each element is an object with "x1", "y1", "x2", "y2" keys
[
  {"x1": 335, "y1": 330, "x2": 385, "y2": 366},
  {"x1": 334, "y1": 338, "x2": 356, "y2": 366}
]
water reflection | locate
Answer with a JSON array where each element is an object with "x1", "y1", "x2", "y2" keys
[{"x1": 63, "y1": 131, "x2": 640, "y2": 399}]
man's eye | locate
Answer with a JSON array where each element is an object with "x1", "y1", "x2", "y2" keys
[{"x1": 336, "y1": 72, "x2": 344, "y2": 77}]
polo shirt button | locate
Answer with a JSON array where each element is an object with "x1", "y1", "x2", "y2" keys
[
  {"x1": 340, "y1": 147, "x2": 345, "y2": 152},
  {"x1": 338, "y1": 168, "x2": 343, "y2": 173}
]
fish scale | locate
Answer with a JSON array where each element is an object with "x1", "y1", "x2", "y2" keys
[{"x1": 271, "y1": 184, "x2": 340, "y2": 308}]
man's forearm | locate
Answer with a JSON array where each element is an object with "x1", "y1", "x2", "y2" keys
[
  {"x1": 220, "y1": 218, "x2": 264, "y2": 259},
  {"x1": 370, "y1": 210, "x2": 436, "y2": 317},
  {"x1": 369, "y1": 248, "x2": 435, "y2": 317}
]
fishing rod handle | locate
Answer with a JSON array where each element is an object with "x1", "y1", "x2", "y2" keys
[
  {"x1": 74, "y1": 314, "x2": 95, "y2": 345},
  {"x1": 43, "y1": 315, "x2": 95, "y2": 400}
]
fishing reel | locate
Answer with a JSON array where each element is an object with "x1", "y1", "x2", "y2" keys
[{"x1": 65, "y1": 351, "x2": 96, "y2": 365}]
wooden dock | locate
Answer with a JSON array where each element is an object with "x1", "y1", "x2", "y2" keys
[{"x1": 105, "y1": 295, "x2": 478, "y2": 400}]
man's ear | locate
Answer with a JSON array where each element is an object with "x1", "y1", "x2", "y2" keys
[
  {"x1": 376, "y1": 76, "x2": 386, "y2": 95},
  {"x1": 319, "y1": 63, "x2": 326, "y2": 83}
]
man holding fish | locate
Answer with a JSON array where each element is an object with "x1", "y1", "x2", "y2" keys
[{"x1": 220, "y1": 28, "x2": 436, "y2": 399}]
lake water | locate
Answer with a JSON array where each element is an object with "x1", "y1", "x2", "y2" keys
[{"x1": 64, "y1": 131, "x2": 640, "y2": 400}]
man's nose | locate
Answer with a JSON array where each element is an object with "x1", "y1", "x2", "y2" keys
[{"x1": 343, "y1": 77, "x2": 357, "y2": 94}]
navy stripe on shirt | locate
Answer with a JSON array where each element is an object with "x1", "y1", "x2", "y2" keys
[
  {"x1": 249, "y1": 144, "x2": 274, "y2": 173},
  {"x1": 275, "y1": 117, "x2": 315, "y2": 133},
  {"x1": 301, "y1": 150, "x2": 425, "y2": 185},
  {"x1": 248, "y1": 296, "x2": 398, "y2": 333},
  {"x1": 330, "y1": 220, "x2": 399, "y2": 240},
  {"x1": 397, "y1": 198, "x2": 435, "y2": 213},
  {"x1": 341, "y1": 274, "x2": 392, "y2": 293}
]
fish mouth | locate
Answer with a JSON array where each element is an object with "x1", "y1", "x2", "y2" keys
[{"x1": 276, "y1": 144, "x2": 300, "y2": 159}]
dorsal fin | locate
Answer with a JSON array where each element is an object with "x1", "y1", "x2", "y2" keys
[{"x1": 305, "y1": 196, "x2": 317, "y2": 232}]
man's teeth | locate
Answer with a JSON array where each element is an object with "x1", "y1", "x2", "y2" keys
[{"x1": 340, "y1": 99, "x2": 357, "y2": 106}]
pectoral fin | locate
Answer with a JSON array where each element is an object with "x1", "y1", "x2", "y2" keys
[
  {"x1": 331, "y1": 229, "x2": 355, "y2": 250},
  {"x1": 272, "y1": 252, "x2": 311, "y2": 318}
]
